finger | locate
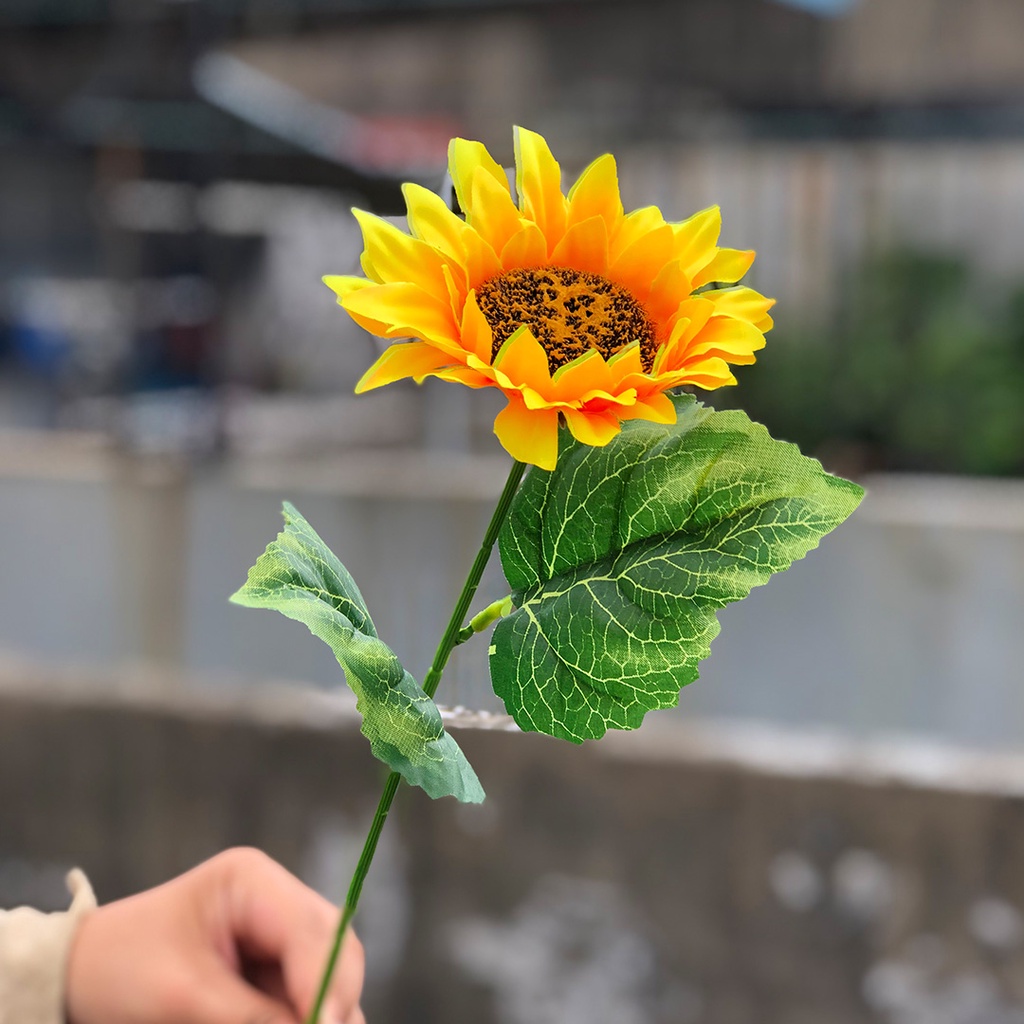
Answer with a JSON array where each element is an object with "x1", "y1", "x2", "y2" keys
[
  {"x1": 345, "y1": 1007, "x2": 367, "y2": 1024},
  {"x1": 281, "y1": 922, "x2": 364, "y2": 1024},
  {"x1": 219, "y1": 850, "x2": 364, "y2": 1021},
  {"x1": 322, "y1": 928, "x2": 365, "y2": 1023},
  {"x1": 176, "y1": 964, "x2": 298, "y2": 1024}
]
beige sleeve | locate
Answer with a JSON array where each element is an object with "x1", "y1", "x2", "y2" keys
[{"x1": 0, "y1": 869, "x2": 97, "y2": 1024}]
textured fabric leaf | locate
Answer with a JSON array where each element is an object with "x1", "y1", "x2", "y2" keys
[
  {"x1": 490, "y1": 394, "x2": 865, "y2": 742},
  {"x1": 231, "y1": 503, "x2": 484, "y2": 803}
]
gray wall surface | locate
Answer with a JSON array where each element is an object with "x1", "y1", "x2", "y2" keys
[
  {"x1": 1, "y1": 457, "x2": 1022, "y2": 750},
  {"x1": 4, "y1": 678, "x2": 1024, "y2": 1024}
]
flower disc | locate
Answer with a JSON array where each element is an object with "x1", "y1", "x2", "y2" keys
[{"x1": 477, "y1": 266, "x2": 657, "y2": 372}]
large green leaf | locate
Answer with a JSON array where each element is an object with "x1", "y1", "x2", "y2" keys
[
  {"x1": 490, "y1": 394, "x2": 865, "y2": 743},
  {"x1": 231, "y1": 503, "x2": 484, "y2": 803}
]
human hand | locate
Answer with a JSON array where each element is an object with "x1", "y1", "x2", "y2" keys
[{"x1": 64, "y1": 847, "x2": 364, "y2": 1024}]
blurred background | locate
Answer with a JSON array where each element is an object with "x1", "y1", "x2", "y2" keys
[{"x1": 2, "y1": 1, "x2": 1024, "y2": 1022}]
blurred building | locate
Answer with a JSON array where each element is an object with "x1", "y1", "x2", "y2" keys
[{"x1": 3, "y1": 0, "x2": 1024, "y2": 426}]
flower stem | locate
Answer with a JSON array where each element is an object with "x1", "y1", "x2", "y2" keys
[
  {"x1": 305, "y1": 770, "x2": 400, "y2": 1024},
  {"x1": 303, "y1": 459, "x2": 526, "y2": 1024},
  {"x1": 420, "y1": 461, "x2": 526, "y2": 698}
]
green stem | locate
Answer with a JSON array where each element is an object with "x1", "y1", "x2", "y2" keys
[
  {"x1": 421, "y1": 461, "x2": 526, "y2": 698},
  {"x1": 305, "y1": 770, "x2": 400, "y2": 1024},
  {"x1": 303, "y1": 459, "x2": 526, "y2": 1024}
]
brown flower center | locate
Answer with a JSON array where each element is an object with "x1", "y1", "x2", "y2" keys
[{"x1": 476, "y1": 266, "x2": 657, "y2": 373}]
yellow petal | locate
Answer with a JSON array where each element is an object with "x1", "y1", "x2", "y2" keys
[
  {"x1": 579, "y1": 387, "x2": 638, "y2": 411},
  {"x1": 567, "y1": 153, "x2": 623, "y2": 236},
  {"x1": 548, "y1": 215, "x2": 609, "y2": 276},
  {"x1": 500, "y1": 222, "x2": 549, "y2": 271},
  {"x1": 325, "y1": 276, "x2": 394, "y2": 336},
  {"x1": 342, "y1": 282, "x2": 461, "y2": 355},
  {"x1": 652, "y1": 327, "x2": 685, "y2": 375},
  {"x1": 403, "y1": 183, "x2": 467, "y2": 261},
  {"x1": 355, "y1": 342, "x2": 455, "y2": 393},
  {"x1": 656, "y1": 298, "x2": 716, "y2": 371},
  {"x1": 449, "y1": 137, "x2": 509, "y2": 216},
  {"x1": 705, "y1": 285, "x2": 776, "y2": 326},
  {"x1": 324, "y1": 275, "x2": 375, "y2": 301},
  {"x1": 605, "y1": 341, "x2": 645, "y2": 378},
  {"x1": 609, "y1": 205, "x2": 665, "y2": 264},
  {"x1": 358, "y1": 252, "x2": 377, "y2": 282},
  {"x1": 672, "y1": 206, "x2": 722, "y2": 279},
  {"x1": 563, "y1": 407, "x2": 622, "y2": 448},
  {"x1": 692, "y1": 248, "x2": 756, "y2": 288},
  {"x1": 685, "y1": 317, "x2": 766, "y2": 364},
  {"x1": 492, "y1": 325, "x2": 551, "y2": 390},
  {"x1": 646, "y1": 260, "x2": 693, "y2": 329},
  {"x1": 513, "y1": 126, "x2": 567, "y2": 250},
  {"x1": 493, "y1": 396, "x2": 560, "y2": 470},
  {"x1": 353, "y1": 208, "x2": 449, "y2": 298},
  {"x1": 468, "y1": 166, "x2": 525, "y2": 260},
  {"x1": 431, "y1": 364, "x2": 495, "y2": 389},
  {"x1": 618, "y1": 391, "x2": 677, "y2": 424},
  {"x1": 550, "y1": 348, "x2": 615, "y2": 401},
  {"x1": 665, "y1": 297, "x2": 716, "y2": 342},
  {"x1": 461, "y1": 228, "x2": 504, "y2": 290},
  {"x1": 459, "y1": 292, "x2": 496, "y2": 363},
  {"x1": 402, "y1": 183, "x2": 502, "y2": 288},
  {"x1": 521, "y1": 386, "x2": 562, "y2": 410},
  {"x1": 441, "y1": 262, "x2": 467, "y2": 316},
  {"x1": 523, "y1": 384, "x2": 636, "y2": 412},
  {"x1": 608, "y1": 223, "x2": 674, "y2": 302},
  {"x1": 675, "y1": 356, "x2": 738, "y2": 390}
]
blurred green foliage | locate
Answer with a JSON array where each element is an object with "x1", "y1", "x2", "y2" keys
[{"x1": 721, "y1": 250, "x2": 1024, "y2": 477}]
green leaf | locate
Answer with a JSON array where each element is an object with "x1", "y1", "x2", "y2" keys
[
  {"x1": 490, "y1": 394, "x2": 865, "y2": 743},
  {"x1": 231, "y1": 503, "x2": 484, "y2": 803}
]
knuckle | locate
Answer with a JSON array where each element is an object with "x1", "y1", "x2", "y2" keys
[
  {"x1": 222, "y1": 845, "x2": 273, "y2": 869},
  {"x1": 214, "y1": 845, "x2": 276, "y2": 881}
]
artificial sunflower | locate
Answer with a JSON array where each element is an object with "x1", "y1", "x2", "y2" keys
[{"x1": 326, "y1": 127, "x2": 774, "y2": 470}]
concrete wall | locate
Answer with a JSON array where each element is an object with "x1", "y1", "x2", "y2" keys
[
  {"x1": 4, "y1": 675, "x2": 1024, "y2": 1024},
  {"x1": 1, "y1": 447, "x2": 1023, "y2": 751}
]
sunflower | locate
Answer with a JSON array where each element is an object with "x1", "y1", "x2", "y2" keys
[{"x1": 326, "y1": 127, "x2": 774, "y2": 470}]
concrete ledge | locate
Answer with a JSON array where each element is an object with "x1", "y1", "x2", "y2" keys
[
  {"x1": 5, "y1": 656, "x2": 1024, "y2": 796},
  {"x1": 3, "y1": 662, "x2": 1024, "y2": 1021}
]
